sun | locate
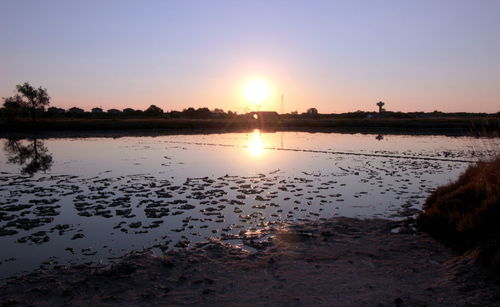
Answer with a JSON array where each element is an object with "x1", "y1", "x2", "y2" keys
[{"x1": 243, "y1": 80, "x2": 270, "y2": 104}]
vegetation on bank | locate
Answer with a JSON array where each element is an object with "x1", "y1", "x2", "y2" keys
[
  {"x1": 417, "y1": 156, "x2": 500, "y2": 273},
  {"x1": 0, "y1": 117, "x2": 499, "y2": 134}
]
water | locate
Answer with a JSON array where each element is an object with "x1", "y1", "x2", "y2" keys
[{"x1": 0, "y1": 130, "x2": 497, "y2": 279}]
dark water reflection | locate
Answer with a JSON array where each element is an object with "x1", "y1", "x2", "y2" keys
[{"x1": 4, "y1": 138, "x2": 53, "y2": 176}]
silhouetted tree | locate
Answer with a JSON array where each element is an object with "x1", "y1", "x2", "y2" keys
[
  {"x1": 145, "y1": 105, "x2": 164, "y2": 116},
  {"x1": 4, "y1": 138, "x2": 53, "y2": 176},
  {"x1": 123, "y1": 108, "x2": 135, "y2": 116},
  {"x1": 168, "y1": 110, "x2": 182, "y2": 118},
  {"x1": 306, "y1": 108, "x2": 318, "y2": 115},
  {"x1": 2, "y1": 96, "x2": 23, "y2": 121},
  {"x1": 3, "y1": 82, "x2": 50, "y2": 122},
  {"x1": 107, "y1": 109, "x2": 121, "y2": 114},
  {"x1": 47, "y1": 107, "x2": 65, "y2": 114},
  {"x1": 67, "y1": 107, "x2": 85, "y2": 117},
  {"x1": 182, "y1": 107, "x2": 196, "y2": 118},
  {"x1": 195, "y1": 107, "x2": 211, "y2": 118}
]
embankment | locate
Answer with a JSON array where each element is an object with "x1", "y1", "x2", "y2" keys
[{"x1": 0, "y1": 117, "x2": 498, "y2": 136}]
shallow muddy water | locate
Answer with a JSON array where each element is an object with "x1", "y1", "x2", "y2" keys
[{"x1": 0, "y1": 131, "x2": 497, "y2": 279}]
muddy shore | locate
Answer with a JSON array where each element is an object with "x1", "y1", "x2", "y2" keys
[{"x1": 1, "y1": 217, "x2": 499, "y2": 306}]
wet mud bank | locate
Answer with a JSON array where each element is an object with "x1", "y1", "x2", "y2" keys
[{"x1": 1, "y1": 217, "x2": 499, "y2": 306}]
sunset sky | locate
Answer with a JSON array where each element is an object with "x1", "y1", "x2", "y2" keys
[{"x1": 1, "y1": 0, "x2": 499, "y2": 113}]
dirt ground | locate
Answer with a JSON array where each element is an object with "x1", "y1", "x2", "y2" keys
[{"x1": 1, "y1": 217, "x2": 499, "y2": 306}]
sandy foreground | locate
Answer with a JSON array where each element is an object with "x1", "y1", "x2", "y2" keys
[{"x1": 1, "y1": 217, "x2": 499, "y2": 306}]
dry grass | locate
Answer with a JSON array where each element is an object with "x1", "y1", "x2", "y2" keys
[{"x1": 417, "y1": 155, "x2": 500, "y2": 272}]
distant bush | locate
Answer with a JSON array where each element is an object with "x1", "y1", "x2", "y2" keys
[
  {"x1": 144, "y1": 105, "x2": 164, "y2": 116},
  {"x1": 417, "y1": 156, "x2": 500, "y2": 273}
]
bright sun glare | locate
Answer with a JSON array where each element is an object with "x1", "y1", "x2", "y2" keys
[
  {"x1": 243, "y1": 81, "x2": 270, "y2": 104},
  {"x1": 248, "y1": 129, "x2": 264, "y2": 156}
]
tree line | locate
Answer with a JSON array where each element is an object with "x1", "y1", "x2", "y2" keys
[
  {"x1": 1, "y1": 82, "x2": 244, "y2": 121},
  {"x1": 2, "y1": 82, "x2": 498, "y2": 122}
]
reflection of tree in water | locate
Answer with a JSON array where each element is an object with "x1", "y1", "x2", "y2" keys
[{"x1": 4, "y1": 138, "x2": 53, "y2": 176}]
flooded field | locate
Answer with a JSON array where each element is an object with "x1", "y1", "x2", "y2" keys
[{"x1": 0, "y1": 131, "x2": 497, "y2": 280}]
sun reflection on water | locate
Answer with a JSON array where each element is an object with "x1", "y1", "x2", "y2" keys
[{"x1": 247, "y1": 129, "x2": 265, "y2": 156}]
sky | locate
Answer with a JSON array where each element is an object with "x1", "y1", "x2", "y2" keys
[{"x1": 1, "y1": 0, "x2": 499, "y2": 113}]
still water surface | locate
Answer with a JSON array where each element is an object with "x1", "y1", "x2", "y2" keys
[{"x1": 0, "y1": 131, "x2": 496, "y2": 279}]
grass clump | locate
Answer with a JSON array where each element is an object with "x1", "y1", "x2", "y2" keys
[{"x1": 417, "y1": 156, "x2": 500, "y2": 272}]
